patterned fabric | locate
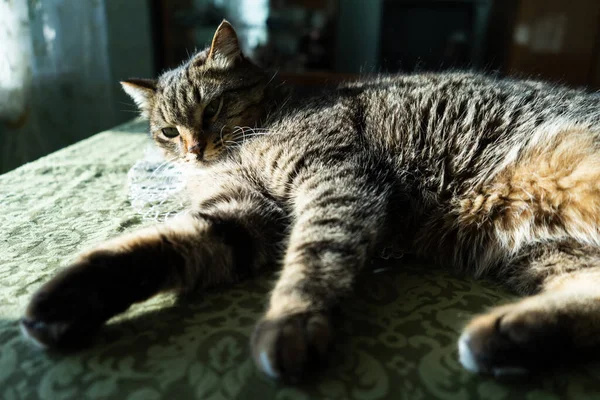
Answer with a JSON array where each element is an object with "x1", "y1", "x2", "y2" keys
[{"x1": 2, "y1": 120, "x2": 600, "y2": 399}]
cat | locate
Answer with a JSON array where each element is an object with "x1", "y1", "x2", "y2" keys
[{"x1": 21, "y1": 20, "x2": 600, "y2": 381}]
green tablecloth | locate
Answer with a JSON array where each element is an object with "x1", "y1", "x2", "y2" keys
[{"x1": 2, "y1": 120, "x2": 600, "y2": 399}]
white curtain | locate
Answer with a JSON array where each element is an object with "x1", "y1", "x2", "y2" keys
[
  {"x1": 0, "y1": 0, "x2": 153, "y2": 173},
  {"x1": 0, "y1": 0, "x2": 32, "y2": 123}
]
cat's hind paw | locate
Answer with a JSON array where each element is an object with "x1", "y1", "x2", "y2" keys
[{"x1": 458, "y1": 302, "x2": 568, "y2": 377}]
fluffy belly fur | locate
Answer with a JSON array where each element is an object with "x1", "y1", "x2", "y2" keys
[{"x1": 407, "y1": 126, "x2": 600, "y2": 280}]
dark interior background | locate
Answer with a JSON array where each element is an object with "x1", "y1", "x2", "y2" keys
[{"x1": 152, "y1": 0, "x2": 600, "y2": 88}]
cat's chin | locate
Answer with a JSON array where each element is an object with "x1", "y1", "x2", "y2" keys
[
  {"x1": 186, "y1": 156, "x2": 224, "y2": 168},
  {"x1": 186, "y1": 159, "x2": 212, "y2": 168}
]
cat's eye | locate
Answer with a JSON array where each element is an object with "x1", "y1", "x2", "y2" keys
[
  {"x1": 204, "y1": 96, "x2": 223, "y2": 120},
  {"x1": 161, "y1": 127, "x2": 179, "y2": 138}
]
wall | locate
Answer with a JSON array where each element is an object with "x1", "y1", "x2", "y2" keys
[
  {"x1": 335, "y1": 0, "x2": 383, "y2": 73},
  {"x1": 105, "y1": 1, "x2": 155, "y2": 123}
]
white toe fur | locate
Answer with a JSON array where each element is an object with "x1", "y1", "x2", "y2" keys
[
  {"x1": 20, "y1": 321, "x2": 48, "y2": 350},
  {"x1": 259, "y1": 350, "x2": 279, "y2": 379},
  {"x1": 458, "y1": 333, "x2": 480, "y2": 373}
]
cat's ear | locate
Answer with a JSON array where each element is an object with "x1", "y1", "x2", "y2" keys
[
  {"x1": 207, "y1": 20, "x2": 242, "y2": 68},
  {"x1": 120, "y1": 78, "x2": 157, "y2": 117}
]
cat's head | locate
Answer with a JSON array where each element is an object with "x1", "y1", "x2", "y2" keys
[{"x1": 121, "y1": 20, "x2": 269, "y2": 164}]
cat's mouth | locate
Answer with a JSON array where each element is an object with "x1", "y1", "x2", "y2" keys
[
  {"x1": 185, "y1": 150, "x2": 222, "y2": 166},
  {"x1": 185, "y1": 152, "x2": 205, "y2": 164}
]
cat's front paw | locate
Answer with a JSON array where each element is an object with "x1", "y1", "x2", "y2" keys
[
  {"x1": 251, "y1": 311, "x2": 333, "y2": 382},
  {"x1": 21, "y1": 254, "x2": 133, "y2": 349},
  {"x1": 458, "y1": 303, "x2": 567, "y2": 377}
]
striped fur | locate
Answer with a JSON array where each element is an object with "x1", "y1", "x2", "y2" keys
[{"x1": 22, "y1": 21, "x2": 600, "y2": 380}]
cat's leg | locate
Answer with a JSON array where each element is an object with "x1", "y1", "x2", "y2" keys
[
  {"x1": 251, "y1": 169, "x2": 391, "y2": 381},
  {"x1": 22, "y1": 192, "x2": 284, "y2": 349},
  {"x1": 459, "y1": 241, "x2": 600, "y2": 376}
]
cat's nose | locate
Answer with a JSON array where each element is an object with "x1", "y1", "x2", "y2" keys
[{"x1": 188, "y1": 143, "x2": 205, "y2": 156}]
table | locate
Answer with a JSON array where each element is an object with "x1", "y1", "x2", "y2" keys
[{"x1": 2, "y1": 119, "x2": 599, "y2": 399}]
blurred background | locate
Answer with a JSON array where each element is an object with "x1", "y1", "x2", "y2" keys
[{"x1": 2, "y1": 0, "x2": 600, "y2": 173}]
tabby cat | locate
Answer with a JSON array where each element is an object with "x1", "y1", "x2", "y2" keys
[{"x1": 21, "y1": 21, "x2": 600, "y2": 381}]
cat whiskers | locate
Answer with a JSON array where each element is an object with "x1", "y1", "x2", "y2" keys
[
  {"x1": 149, "y1": 156, "x2": 179, "y2": 180},
  {"x1": 266, "y1": 70, "x2": 279, "y2": 88},
  {"x1": 231, "y1": 126, "x2": 276, "y2": 139},
  {"x1": 218, "y1": 125, "x2": 229, "y2": 147},
  {"x1": 218, "y1": 126, "x2": 281, "y2": 152}
]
